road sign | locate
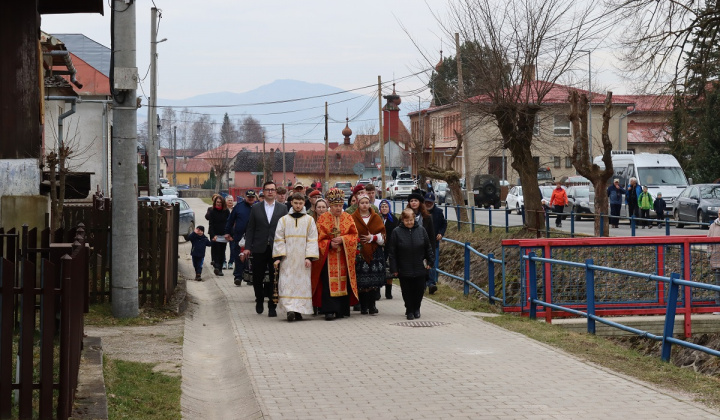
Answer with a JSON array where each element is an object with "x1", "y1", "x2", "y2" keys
[{"x1": 353, "y1": 163, "x2": 365, "y2": 176}]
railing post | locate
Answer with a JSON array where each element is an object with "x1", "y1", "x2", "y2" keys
[
  {"x1": 471, "y1": 207, "x2": 476, "y2": 233},
  {"x1": 434, "y1": 246, "x2": 440, "y2": 284},
  {"x1": 599, "y1": 213, "x2": 605, "y2": 237},
  {"x1": 457, "y1": 205, "x2": 461, "y2": 231},
  {"x1": 505, "y1": 207, "x2": 509, "y2": 233},
  {"x1": 528, "y1": 252, "x2": 537, "y2": 320},
  {"x1": 444, "y1": 203, "x2": 448, "y2": 219},
  {"x1": 521, "y1": 206, "x2": 525, "y2": 226},
  {"x1": 488, "y1": 253, "x2": 495, "y2": 304},
  {"x1": 463, "y1": 242, "x2": 470, "y2": 296},
  {"x1": 545, "y1": 210, "x2": 550, "y2": 238},
  {"x1": 631, "y1": 215, "x2": 636, "y2": 236},
  {"x1": 488, "y1": 208, "x2": 492, "y2": 233},
  {"x1": 570, "y1": 210, "x2": 575, "y2": 236},
  {"x1": 661, "y1": 273, "x2": 681, "y2": 362},
  {"x1": 665, "y1": 217, "x2": 670, "y2": 236},
  {"x1": 586, "y1": 258, "x2": 596, "y2": 335}
]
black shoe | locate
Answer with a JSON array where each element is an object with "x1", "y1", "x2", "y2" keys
[
  {"x1": 287, "y1": 312, "x2": 295, "y2": 322},
  {"x1": 369, "y1": 307, "x2": 379, "y2": 315},
  {"x1": 336, "y1": 313, "x2": 345, "y2": 319},
  {"x1": 214, "y1": 268, "x2": 221, "y2": 276},
  {"x1": 325, "y1": 313, "x2": 335, "y2": 321},
  {"x1": 234, "y1": 277, "x2": 242, "y2": 286},
  {"x1": 414, "y1": 310, "x2": 421, "y2": 319},
  {"x1": 361, "y1": 308, "x2": 369, "y2": 315},
  {"x1": 385, "y1": 284, "x2": 393, "y2": 299},
  {"x1": 255, "y1": 301, "x2": 263, "y2": 314},
  {"x1": 406, "y1": 313, "x2": 415, "y2": 320},
  {"x1": 294, "y1": 313, "x2": 303, "y2": 321},
  {"x1": 268, "y1": 308, "x2": 277, "y2": 318},
  {"x1": 429, "y1": 285, "x2": 438, "y2": 295},
  {"x1": 313, "y1": 307, "x2": 318, "y2": 316},
  {"x1": 375, "y1": 289, "x2": 381, "y2": 300},
  {"x1": 352, "y1": 304, "x2": 361, "y2": 312}
]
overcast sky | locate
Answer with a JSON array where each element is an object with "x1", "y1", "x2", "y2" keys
[{"x1": 41, "y1": 0, "x2": 628, "y2": 109}]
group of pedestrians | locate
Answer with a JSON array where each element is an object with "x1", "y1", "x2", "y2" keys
[
  {"x1": 188, "y1": 179, "x2": 447, "y2": 322},
  {"x1": 607, "y1": 177, "x2": 667, "y2": 228}
]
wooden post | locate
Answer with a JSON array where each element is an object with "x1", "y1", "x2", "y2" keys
[
  {"x1": 324, "y1": 102, "x2": 329, "y2": 191},
  {"x1": 379, "y1": 76, "x2": 385, "y2": 194}
]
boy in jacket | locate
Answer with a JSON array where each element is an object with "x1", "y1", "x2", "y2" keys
[
  {"x1": 653, "y1": 192, "x2": 667, "y2": 228},
  {"x1": 187, "y1": 226, "x2": 212, "y2": 281},
  {"x1": 638, "y1": 186, "x2": 654, "y2": 228}
]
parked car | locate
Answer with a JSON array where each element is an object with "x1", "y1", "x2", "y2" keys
[
  {"x1": 138, "y1": 197, "x2": 195, "y2": 239},
  {"x1": 506, "y1": 186, "x2": 524, "y2": 214},
  {"x1": 434, "y1": 181, "x2": 448, "y2": 204},
  {"x1": 175, "y1": 184, "x2": 190, "y2": 190},
  {"x1": 566, "y1": 185, "x2": 595, "y2": 220},
  {"x1": 673, "y1": 184, "x2": 720, "y2": 229},
  {"x1": 384, "y1": 180, "x2": 395, "y2": 198},
  {"x1": 160, "y1": 188, "x2": 178, "y2": 199},
  {"x1": 389, "y1": 179, "x2": 416, "y2": 200},
  {"x1": 333, "y1": 181, "x2": 353, "y2": 197},
  {"x1": 356, "y1": 179, "x2": 372, "y2": 187},
  {"x1": 472, "y1": 174, "x2": 502, "y2": 209},
  {"x1": 159, "y1": 178, "x2": 170, "y2": 189},
  {"x1": 397, "y1": 172, "x2": 413, "y2": 180}
]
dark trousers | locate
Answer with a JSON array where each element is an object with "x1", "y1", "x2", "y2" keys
[
  {"x1": 628, "y1": 202, "x2": 639, "y2": 220},
  {"x1": 610, "y1": 204, "x2": 622, "y2": 226},
  {"x1": 639, "y1": 209, "x2": 650, "y2": 227},
  {"x1": 400, "y1": 276, "x2": 426, "y2": 314},
  {"x1": 553, "y1": 205, "x2": 564, "y2": 226},
  {"x1": 251, "y1": 249, "x2": 276, "y2": 308},
  {"x1": 358, "y1": 291, "x2": 377, "y2": 311},
  {"x1": 656, "y1": 212, "x2": 665, "y2": 227},
  {"x1": 211, "y1": 241, "x2": 227, "y2": 269},
  {"x1": 192, "y1": 256, "x2": 204, "y2": 274},
  {"x1": 231, "y1": 241, "x2": 245, "y2": 278}
]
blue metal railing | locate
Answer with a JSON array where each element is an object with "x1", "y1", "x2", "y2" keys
[
  {"x1": 524, "y1": 251, "x2": 720, "y2": 362},
  {"x1": 434, "y1": 237, "x2": 503, "y2": 304}
]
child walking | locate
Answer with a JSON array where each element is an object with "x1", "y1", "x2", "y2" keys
[{"x1": 188, "y1": 225, "x2": 212, "y2": 281}]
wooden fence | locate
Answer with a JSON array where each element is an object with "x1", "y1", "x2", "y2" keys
[{"x1": 0, "y1": 225, "x2": 88, "y2": 420}]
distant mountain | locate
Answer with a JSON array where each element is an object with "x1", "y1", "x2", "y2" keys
[{"x1": 150, "y1": 79, "x2": 385, "y2": 144}]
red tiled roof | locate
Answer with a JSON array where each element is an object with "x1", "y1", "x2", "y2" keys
[
  {"x1": 160, "y1": 148, "x2": 204, "y2": 158},
  {"x1": 352, "y1": 121, "x2": 412, "y2": 151},
  {"x1": 614, "y1": 95, "x2": 673, "y2": 112},
  {"x1": 627, "y1": 121, "x2": 670, "y2": 144},
  {"x1": 292, "y1": 150, "x2": 368, "y2": 175},
  {"x1": 67, "y1": 52, "x2": 109, "y2": 96},
  {"x1": 195, "y1": 142, "x2": 328, "y2": 160},
  {"x1": 165, "y1": 158, "x2": 212, "y2": 173}
]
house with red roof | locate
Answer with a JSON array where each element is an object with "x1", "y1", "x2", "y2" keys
[
  {"x1": 292, "y1": 150, "x2": 371, "y2": 188},
  {"x1": 614, "y1": 95, "x2": 673, "y2": 155},
  {"x1": 409, "y1": 79, "x2": 637, "y2": 186}
]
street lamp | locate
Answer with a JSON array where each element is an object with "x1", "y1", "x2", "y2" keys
[{"x1": 577, "y1": 50, "x2": 592, "y2": 157}]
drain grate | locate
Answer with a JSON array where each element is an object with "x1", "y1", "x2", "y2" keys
[{"x1": 393, "y1": 321, "x2": 448, "y2": 327}]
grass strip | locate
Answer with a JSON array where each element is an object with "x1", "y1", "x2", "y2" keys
[
  {"x1": 85, "y1": 303, "x2": 180, "y2": 327},
  {"x1": 104, "y1": 357, "x2": 181, "y2": 420}
]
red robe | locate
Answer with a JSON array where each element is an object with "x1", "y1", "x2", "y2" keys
[{"x1": 311, "y1": 211, "x2": 359, "y2": 306}]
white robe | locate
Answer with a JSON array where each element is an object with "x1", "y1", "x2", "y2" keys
[{"x1": 272, "y1": 211, "x2": 319, "y2": 315}]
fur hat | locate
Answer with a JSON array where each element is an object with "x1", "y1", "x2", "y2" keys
[
  {"x1": 408, "y1": 192, "x2": 425, "y2": 203},
  {"x1": 326, "y1": 188, "x2": 345, "y2": 205}
]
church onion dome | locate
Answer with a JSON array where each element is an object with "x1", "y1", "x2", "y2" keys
[{"x1": 342, "y1": 118, "x2": 352, "y2": 138}]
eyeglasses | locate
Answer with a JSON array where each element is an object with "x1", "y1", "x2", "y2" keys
[{"x1": 264, "y1": 188, "x2": 276, "y2": 192}]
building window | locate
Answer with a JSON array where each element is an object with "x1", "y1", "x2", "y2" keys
[
  {"x1": 553, "y1": 156, "x2": 561, "y2": 168},
  {"x1": 533, "y1": 115, "x2": 540, "y2": 136},
  {"x1": 553, "y1": 115, "x2": 571, "y2": 136},
  {"x1": 565, "y1": 157, "x2": 573, "y2": 168}
]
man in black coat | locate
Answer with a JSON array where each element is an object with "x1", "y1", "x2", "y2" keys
[
  {"x1": 424, "y1": 192, "x2": 447, "y2": 294},
  {"x1": 241, "y1": 181, "x2": 288, "y2": 317}
]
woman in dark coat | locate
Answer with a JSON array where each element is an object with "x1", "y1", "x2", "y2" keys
[
  {"x1": 407, "y1": 192, "x2": 435, "y2": 252},
  {"x1": 205, "y1": 195, "x2": 230, "y2": 276},
  {"x1": 388, "y1": 209, "x2": 434, "y2": 320},
  {"x1": 379, "y1": 199, "x2": 398, "y2": 299}
]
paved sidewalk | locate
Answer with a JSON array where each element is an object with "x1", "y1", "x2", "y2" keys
[{"x1": 180, "y1": 198, "x2": 720, "y2": 419}]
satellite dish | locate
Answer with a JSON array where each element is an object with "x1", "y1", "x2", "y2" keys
[{"x1": 353, "y1": 163, "x2": 365, "y2": 176}]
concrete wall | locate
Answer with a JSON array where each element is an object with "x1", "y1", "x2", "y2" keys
[
  {"x1": 0, "y1": 159, "x2": 42, "y2": 225},
  {"x1": 0, "y1": 195, "x2": 47, "y2": 232}
]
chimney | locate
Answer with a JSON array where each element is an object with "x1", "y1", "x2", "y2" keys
[{"x1": 382, "y1": 83, "x2": 402, "y2": 144}]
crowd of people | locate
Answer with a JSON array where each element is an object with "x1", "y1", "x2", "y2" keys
[{"x1": 187, "y1": 180, "x2": 447, "y2": 322}]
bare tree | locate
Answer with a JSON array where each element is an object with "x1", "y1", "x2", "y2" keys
[
  {"x1": 205, "y1": 145, "x2": 232, "y2": 193},
  {"x1": 238, "y1": 115, "x2": 265, "y2": 143},
  {"x1": 220, "y1": 112, "x2": 239, "y2": 144},
  {"x1": 190, "y1": 114, "x2": 215, "y2": 151},
  {"x1": 160, "y1": 107, "x2": 177, "y2": 149},
  {"x1": 419, "y1": 130, "x2": 467, "y2": 221},
  {"x1": 569, "y1": 91, "x2": 615, "y2": 236},
  {"x1": 431, "y1": 0, "x2": 600, "y2": 230}
]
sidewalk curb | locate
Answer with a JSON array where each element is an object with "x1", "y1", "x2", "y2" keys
[{"x1": 70, "y1": 336, "x2": 108, "y2": 420}]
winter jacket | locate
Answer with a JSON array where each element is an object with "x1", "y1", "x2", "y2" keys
[
  {"x1": 638, "y1": 191, "x2": 654, "y2": 210},
  {"x1": 225, "y1": 201, "x2": 253, "y2": 240},
  {"x1": 607, "y1": 185, "x2": 625, "y2": 205},
  {"x1": 653, "y1": 198, "x2": 667, "y2": 217},
  {"x1": 550, "y1": 187, "x2": 568, "y2": 207},
  {"x1": 626, "y1": 184, "x2": 642, "y2": 206},
  {"x1": 388, "y1": 221, "x2": 434, "y2": 278},
  {"x1": 428, "y1": 204, "x2": 447, "y2": 241},
  {"x1": 205, "y1": 206, "x2": 230, "y2": 239},
  {"x1": 187, "y1": 232, "x2": 211, "y2": 258},
  {"x1": 381, "y1": 213, "x2": 399, "y2": 261}
]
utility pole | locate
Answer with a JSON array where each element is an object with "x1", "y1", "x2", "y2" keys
[
  {"x1": 378, "y1": 76, "x2": 385, "y2": 195},
  {"x1": 172, "y1": 126, "x2": 177, "y2": 186},
  {"x1": 282, "y1": 123, "x2": 286, "y2": 187},
  {"x1": 262, "y1": 131, "x2": 267, "y2": 183},
  {"x1": 456, "y1": 33, "x2": 475, "y2": 215},
  {"x1": 111, "y1": 0, "x2": 139, "y2": 318},
  {"x1": 147, "y1": 7, "x2": 158, "y2": 194},
  {"x1": 324, "y1": 102, "x2": 329, "y2": 193}
]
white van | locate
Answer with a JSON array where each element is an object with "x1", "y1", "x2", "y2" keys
[{"x1": 592, "y1": 151, "x2": 688, "y2": 209}]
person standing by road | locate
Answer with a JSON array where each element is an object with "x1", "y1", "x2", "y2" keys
[
  {"x1": 224, "y1": 195, "x2": 236, "y2": 270},
  {"x1": 550, "y1": 181, "x2": 568, "y2": 228},
  {"x1": 225, "y1": 190, "x2": 256, "y2": 286},
  {"x1": 424, "y1": 192, "x2": 446, "y2": 295},
  {"x1": 653, "y1": 192, "x2": 667, "y2": 228},
  {"x1": 351, "y1": 192, "x2": 386, "y2": 315},
  {"x1": 205, "y1": 195, "x2": 230, "y2": 276},
  {"x1": 388, "y1": 209, "x2": 434, "y2": 320},
  {"x1": 626, "y1": 177, "x2": 642, "y2": 222},
  {"x1": 242, "y1": 181, "x2": 288, "y2": 317},
  {"x1": 272, "y1": 193, "x2": 319, "y2": 322},
  {"x1": 607, "y1": 179, "x2": 625, "y2": 228},
  {"x1": 638, "y1": 186, "x2": 654, "y2": 229}
]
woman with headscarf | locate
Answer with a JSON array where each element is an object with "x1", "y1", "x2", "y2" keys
[
  {"x1": 379, "y1": 199, "x2": 398, "y2": 299},
  {"x1": 351, "y1": 192, "x2": 386, "y2": 314}
]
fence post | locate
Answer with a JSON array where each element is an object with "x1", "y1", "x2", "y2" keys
[
  {"x1": 488, "y1": 253, "x2": 495, "y2": 304},
  {"x1": 570, "y1": 210, "x2": 575, "y2": 236},
  {"x1": 545, "y1": 210, "x2": 550, "y2": 238},
  {"x1": 665, "y1": 217, "x2": 670, "y2": 236},
  {"x1": 471, "y1": 207, "x2": 475, "y2": 233},
  {"x1": 456, "y1": 205, "x2": 461, "y2": 231},
  {"x1": 463, "y1": 242, "x2": 470, "y2": 296},
  {"x1": 586, "y1": 258, "x2": 596, "y2": 335},
  {"x1": 434, "y1": 246, "x2": 440, "y2": 285},
  {"x1": 599, "y1": 213, "x2": 605, "y2": 237},
  {"x1": 444, "y1": 203, "x2": 448, "y2": 219},
  {"x1": 521, "y1": 206, "x2": 525, "y2": 226},
  {"x1": 528, "y1": 252, "x2": 537, "y2": 320},
  {"x1": 488, "y1": 208, "x2": 492, "y2": 233},
  {"x1": 631, "y1": 215, "x2": 636, "y2": 236},
  {"x1": 505, "y1": 207, "x2": 509, "y2": 233},
  {"x1": 661, "y1": 273, "x2": 681, "y2": 362}
]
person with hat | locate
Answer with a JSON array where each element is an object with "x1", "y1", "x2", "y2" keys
[
  {"x1": 607, "y1": 179, "x2": 625, "y2": 228},
  {"x1": 225, "y1": 189, "x2": 257, "y2": 285},
  {"x1": 307, "y1": 189, "x2": 322, "y2": 218},
  {"x1": 311, "y1": 188, "x2": 360, "y2": 320},
  {"x1": 407, "y1": 190, "x2": 436, "y2": 293},
  {"x1": 345, "y1": 184, "x2": 379, "y2": 215},
  {"x1": 351, "y1": 191, "x2": 386, "y2": 315},
  {"x1": 424, "y1": 191, "x2": 447, "y2": 294},
  {"x1": 258, "y1": 190, "x2": 265, "y2": 203}
]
